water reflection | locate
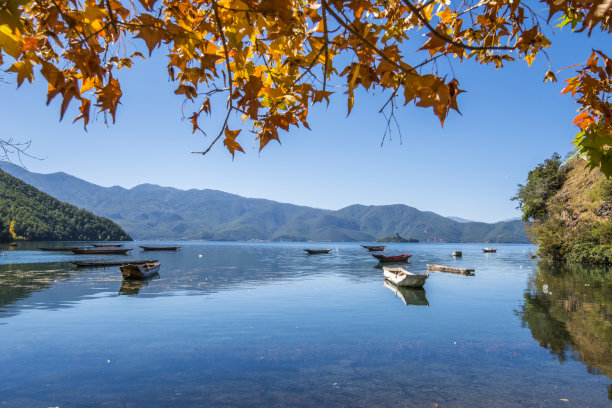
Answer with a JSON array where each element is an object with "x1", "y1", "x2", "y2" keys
[
  {"x1": 516, "y1": 261, "x2": 612, "y2": 399},
  {"x1": 383, "y1": 280, "x2": 429, "y2": 306}
]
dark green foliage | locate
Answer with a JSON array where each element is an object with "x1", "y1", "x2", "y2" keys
[
  {"x1": 0, "y1": 170, "x2": 131, "y2": 241},
  {"x1": 0, "y1": 161, "x2": 528, "y2": 243},
  {"x1": 0, "y1": 219, "x2": 11, "y2": 242},
  {"x1": 377, "y1": 233, "x2": 419, "y2": 242},
  {"x1": 512, "y1": 153, "x2": 568, "y2": 222}
]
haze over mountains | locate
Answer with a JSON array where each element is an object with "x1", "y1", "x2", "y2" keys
[{"x1": 0, "y1": 161, "x2": 528, "y2": 242}]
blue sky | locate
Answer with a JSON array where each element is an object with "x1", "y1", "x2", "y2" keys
[{"x1": 1, "y1": 26, "x2": 608, "y2": 223}]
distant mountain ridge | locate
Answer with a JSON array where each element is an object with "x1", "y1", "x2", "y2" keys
[{"x1": 0, "y1": 161, "x2": 529, "y2": 242}]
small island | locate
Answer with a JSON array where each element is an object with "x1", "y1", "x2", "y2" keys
[{"x1": 376, "y1": 233, "x2": 419, "y2": 243}]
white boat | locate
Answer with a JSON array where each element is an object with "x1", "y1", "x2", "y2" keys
[
  {"x1": 382, "y1": 266, "x2": 428, "y2": 288},
  {"x1": 120, "y1": 263, "x2": 160, "y2": 280}
]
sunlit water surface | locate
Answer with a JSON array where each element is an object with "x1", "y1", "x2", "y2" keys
[{"x1": 0, "y1": 242, "x2": 610, "y2": 407}]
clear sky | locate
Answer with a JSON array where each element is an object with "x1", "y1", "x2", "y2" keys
[{"x1": 1, "y1": 27, "x2": 608, "y2": 223}]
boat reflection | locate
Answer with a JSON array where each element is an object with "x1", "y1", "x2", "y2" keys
[
  {"x1": 516, "y1": 261, "x2": 612, "y2": 400},
  {"x1": 383, "y1": 280, "x2": 429, "y2": 306},
  {"x1": 119, "y1": 278, "x2": 149, "y2": 296}
]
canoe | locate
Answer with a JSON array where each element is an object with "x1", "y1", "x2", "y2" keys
[
  {"x1": 40, "y1": 247, "x2": 83, "y2": 251},
  {"x1": 120, "y1": 262, "x2": 161, "y2": 280},
  {"x1": 361, "y1": 245, "x2": 386, "y2": 251},
  {"x1": 72, "y1": 248, "x2": 132, "y2": 254},
  {"x1": 71, "y1": 259, "x2": 157, "y2": 267},
  {"x1": 383, "y1": 280, "x2": 429, "y2": 306},
  {"x1": 483, "y1": 248, "x2": 497, "y2": 253},
  {"x1": 382, "y1": 266, "x2": 428, "y2": 288},
  {"x1": 372, "y1": 254, "x2": 411, "y2": 263},
  {"x1": 92, "y1": 244, "x2": 123, "y2": 248},
  {"x1": 139, "y1": 246, "x2": 181, "y2": 251},
  {"x1": 304, "y1": 249, "x2": 331, "y2": 254},
  {"x1": 426, "y1": 264, "x2": 475, "y2": 276}
]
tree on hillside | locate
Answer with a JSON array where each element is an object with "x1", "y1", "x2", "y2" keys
[{"x1": 0, "y1": 0, "x2": 610, "y2": 173}]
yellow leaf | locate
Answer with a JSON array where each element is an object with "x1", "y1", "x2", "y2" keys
[
  {"x1": 524, "y1": 53, "x2": 536, "y2": 67},
  {"x1": 223, "y1": 127, "x2": 244, "y2": 158},
  {"x1": 7, "y1": 60, "x2": 34, "y2": 87},
  {"x1": 0, "y1": 24, "x2": 20, "y2": 59}
]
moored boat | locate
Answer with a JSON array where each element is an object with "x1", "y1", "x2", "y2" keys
[
  {"x1": 426, "y1": 264, "x2": 475, "y2": 276},
  {"x1": 71, "y1": 259, "x2": 157, "y2": 267},
  {"x1": 452, "y1": 251, "x2": 462, "y2": 257},
  {"x1": 304, "y1": 249, "x2": 331, "y2": 254},
  {"x1": 483, "y1": 248, "x2": 497, "y2": 253},
  {"x1": 139, "y1": 246, "x2": 181, "y2": 251},
  {"x1": 40, "y1": 247, "x2": 83, "y2": 251},
  {"x1": 361, "y1": 245, "x2": 386, "y2": 251},
  {"x1": 120, "y1": 262, "x2": 161, "y2": 279},
  {"x1": 372, "y1": 253, "x2": 411, "y2": 263},
  {"x1": 382, "y1": 266, "x2": 428, "y2": 288},
  {"x1": 72, "y1": 248, "x2": 132, "y2": 255},
  {"x1": 92, "y1": 244, "x2": 123, "y2": 248}
]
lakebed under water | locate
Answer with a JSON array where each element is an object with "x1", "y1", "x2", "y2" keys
[{"x1": 0, "y1": 242, "x2": 610, "y2": 407}]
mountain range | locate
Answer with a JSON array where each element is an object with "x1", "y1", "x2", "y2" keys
[{"x1": 0, "y1": 161, "x2": 528, "y2": 242}]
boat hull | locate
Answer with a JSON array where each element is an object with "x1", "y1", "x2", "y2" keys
[
  {"x1": 373, "y1": 254, "x2": 411, "y2": 263},
  {"x1": 139, "y1": 246, "x2": 181, "y2": 251},
  {"x1": 120, "y1": 263, "x2": 161, "y2": 279},
  {"x1": 426, "y1": 264, "x2": 475, "y2": 276},
  {"x1": 304, "y1": 249, "x2": 331, "y2": 254},
  {"x1": 382, "y1": 266, "x2": 427, "y2": 288},
  {"x1": 72, "y1": 248, "x2": 132, "y2": 254},
  {"x1": 361, "y1": 245, "x2": 386, "y2": 251}
]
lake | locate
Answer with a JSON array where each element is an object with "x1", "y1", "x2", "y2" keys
[{"x1": 0, "y1": 242, "x2": 610, "y2": 407}]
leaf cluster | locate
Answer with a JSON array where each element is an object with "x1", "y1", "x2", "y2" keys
[{"x1": 0, "y1": 0, "x2": 610, "y2": 170}]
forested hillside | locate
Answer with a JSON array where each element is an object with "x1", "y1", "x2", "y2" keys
[
  {"x1": 513, "y1": 155, "x2": 612, "y2": 264},
  {"x1": 0, "y1": 170, "x2": 131, "y2": 242}
]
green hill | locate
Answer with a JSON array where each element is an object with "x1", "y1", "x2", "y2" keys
[
  {"x1": 513, "y1": 155, "x2": 612, "y2": 264},
  {"x1": 0, "y1": 169, "x2": 131, "y2": 242}
]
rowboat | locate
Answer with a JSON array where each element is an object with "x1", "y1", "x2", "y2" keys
[
  {"x1": 92, "y1": 244, "x2": 123, "y2": 248},
  {"x1": 383, "y1": 280, "x2": 429, "y2": 306},
  {"x1": 483, "y1": 248, "x2": 497, "y2": 253},
  {"x1": 361, "y1": 245, "x2": 386, "y2": 251},
  {"x1": 40, "y1": 247, "x2": 82, "y2": 251},
  {"x1": 426, "y1": 264, "x2": 475, "y2": 276},
  {"x1": 372, "y1": 254, "x2": 411, "y2": 263},
  {"x1": 72, "y1": 248, "x2": 132, "y2": 255},
  {"x1": 120, "y1": 262, "x2": 161, "y2": 279},
  {"x1": 304, "y1": 249, "x2": 331, "y2": 254},
  {"x1": 139, "y1": 246, "x2": 181, "y2": 251},
  {"x1": 71, "y1": 259, "x2": 157, "y2": 267},
  {"x1": 382, "y1": 266, "x2": 428, "y2": 288}
]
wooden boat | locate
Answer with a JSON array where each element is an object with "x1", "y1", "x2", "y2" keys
[
  {"x1": 139, "y1": 246, "x2": 181, "y2": 251},
  {"x1": 372, "y1": 253, "x2": 411, "y2": 263},
  {"x1": 92, "y1": 244, "x2": 123, "y2": 248},
  {"x1": 452, "y1": 251, "x2": 462, "y2": 257},
  {"x1": 71, "y1": 259, "x2": 157, "y2": 267},
  {"x1": 483, "y1": 248, "x2": 497, "y2": 253},
  {"x1": 361, "y1": 245, "x2": 386, "y2": 251},
  {"x1": 426, "y1": 264, "x2": 475, "y2": 276},
  {"x1": 304, "y1": 249, "x2": 331, "y2": 254},
  {"x1": 120, "y1": 262, "x2": 161, "y2": 279},
  {"x1": 40, "y1": 247, "x2": 83, "y2": 251},
  {"x1": 382, "y1": 266, "x2": 428, "y2": 288},
  {"x1": 383, "y1": 280, "x2": 429, "y2": 306},
  {"x1": 72, "y1": 248, "x2": 132, "y2": 255}
]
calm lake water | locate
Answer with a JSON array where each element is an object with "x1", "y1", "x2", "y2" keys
[{"x1": 0, "y1": 242, "x2": 610, "y2": 407}]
